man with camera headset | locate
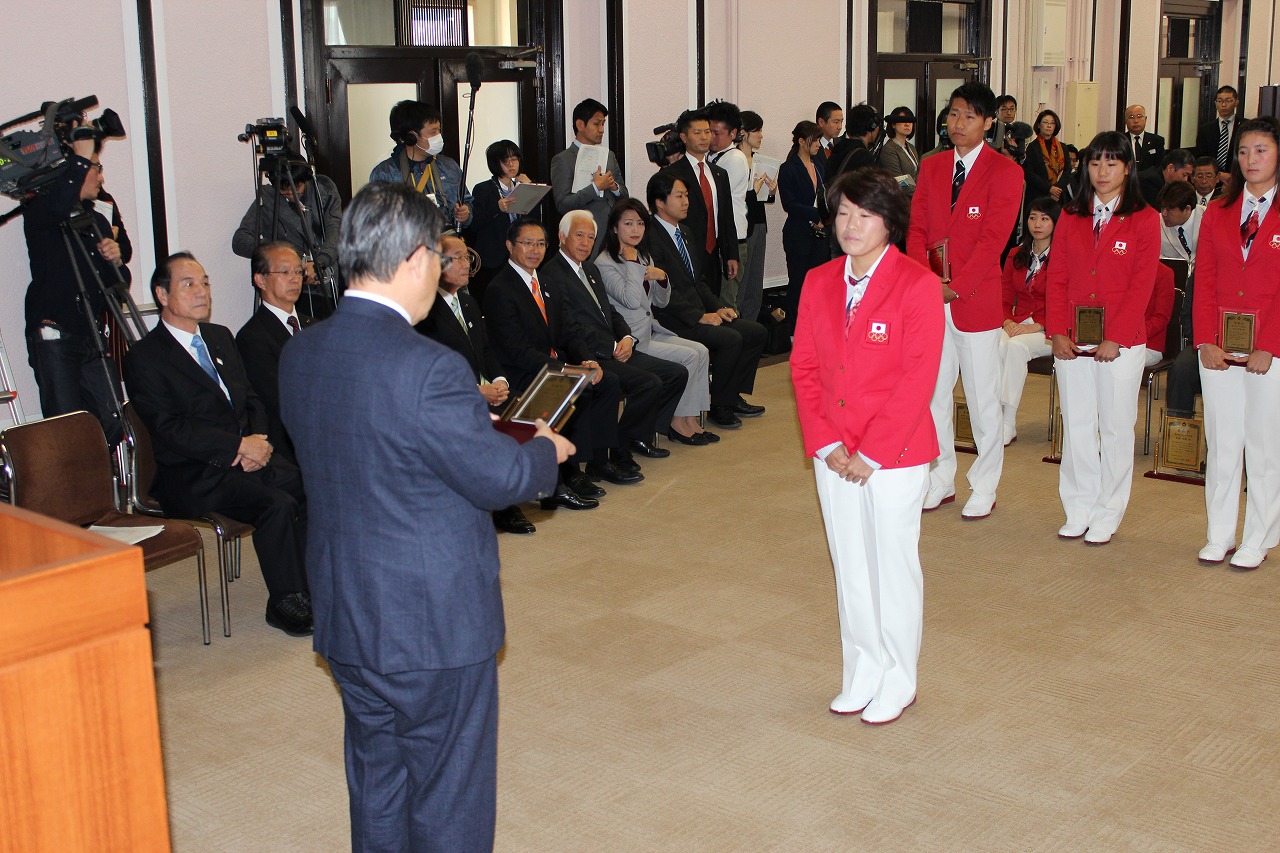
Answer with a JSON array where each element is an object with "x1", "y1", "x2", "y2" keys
[{"x1": 370, "y1": 100, "x2": 472, "y2": 230}]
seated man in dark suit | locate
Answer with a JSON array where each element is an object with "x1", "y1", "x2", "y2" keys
[
  {"x1": 235, "y1": 241, "x2": 312, "y2": 464},
  {"x1": 1138, "y1": 148, "x2": 1194, "y2": 207},
  {"x1": 644, "y1": 171, "x2": 767, "y2": 430},
  {"x1": 484, "y1": 218, "x2": 638, "y2": 508},
  {"x1": 545, "y1": 210, "x2": 687, "y2": 460},
  {"x1": 123, "y1": 252, "x2": 311, "y2": 636},
  {"x1": 416, "y1": 232, "x2": 536, "y2": 535}
]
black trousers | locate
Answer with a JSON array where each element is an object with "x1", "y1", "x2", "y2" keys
[
  {"x1": 562, "y1": 371, "x2": 621, "y2": 464},
  {"x1": 1166, "y1": 345, "x2": 1202, "y2": 416},
  {"x1": 601, "y1": 349, "x2": 688, "y2": 442},
  {"x1": 675, "y1": 319, "x2": 767, "y2": 407},
  {"x1": 783, "y1": 228, "x2": 831, "y2": 331},
  {"x1": 26, "y1": 329, "x2": 124, "y2": 446}
]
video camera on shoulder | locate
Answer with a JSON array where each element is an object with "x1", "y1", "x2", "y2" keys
[
  {"x1": 0, "y1": 96, "x2": 125, "y2": 202},
  {"x1": 646, "y1": 123, "x2": 685, "y2": 167}
]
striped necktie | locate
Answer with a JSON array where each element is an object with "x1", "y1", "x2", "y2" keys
[
  {"x1": 673, "y1": 227, "x2": 694, "y2": 277},
  {"x1": 1217, "y1": 120, "x2": 1230, "y2": 173}
]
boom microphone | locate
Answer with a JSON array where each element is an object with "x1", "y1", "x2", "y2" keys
[
  {"x1": 1008, "y1": 121, "x2": 1034, "y2": 141},
  {"x1": 290, "y1": 105, "x2": 318, "y2": 140},
  {"x1": 465, "y1": 52, "x2": 484, "y2": 93}
]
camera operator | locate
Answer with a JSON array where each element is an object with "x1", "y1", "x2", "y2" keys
[
  {"x1": 232, "y1": 156, "x2": 342, "y2": 292},
  {"x1": 369, "y1": 100, "x2": 472, "y2": 229},
  {"x1": 22, "y1": 133, "x2": 125, "y2": 445}
]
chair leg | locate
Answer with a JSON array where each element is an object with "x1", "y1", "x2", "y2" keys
[
  {"x1": 217, "y1": 533, "x2": 231, "y2": 638},
  {"x1": 234, "y1": 536, "x2": 242, "y2": 581},
  {"x1": 196, "y1": 549, "x2": 210, "y2": 645},
  {"x1": 1144, "y1": 373, "x2": 1157, "y2": 455}
]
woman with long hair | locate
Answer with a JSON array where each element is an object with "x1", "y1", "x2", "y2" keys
[
  {"x1": 595, "y1": 197, "x2": 716, "y2": 445},
  {"x1": 998, "y1": 196, "x2": 1061, "y2": 445},
  {"x1": 1024, "y1": 109, "x2": 1073, "y2": 204},
  {"x1": 468, "y1": 139, "x2": 536, "y2": 302},
  {"x1": 1045, "y1": 131, "x2": 1160, "y2": 545},
  {"x1": 1192, "y1": 116, "x2": 1280, "y2": 569},
  {"x1": 778, "y1": 120, "x2": 829, "y2": 335},
  {"x1": 735, "y1": 110, "x2": 776, "y2": 324},
  {"x1": 791, "y1": 168, "x2": 943, "y2": 725}
]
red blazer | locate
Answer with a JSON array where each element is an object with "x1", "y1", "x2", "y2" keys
[
  {"x1": 791, "y1": 247, "x2": 944, "y2": 468},
  {"x1": 1001, "y1": 252, "x2": 1049, "y2": 326},
  {"x1": 1145, "y1": 263, "x2": 1175, "y2": 353},
  {"x1": 907, "y1": 145, "x2": 1024, "y2": 332},
  {"x1": 1193, "y1": 196, "x2": 1280, "y2": 354},
  {"x1": 1045, "y1": 205, "x2": 1160, "y2": 347}
]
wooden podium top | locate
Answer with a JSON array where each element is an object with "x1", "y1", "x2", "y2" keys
[{"x1": 0, "y1": 503, "x2": 149, "y2": 669}]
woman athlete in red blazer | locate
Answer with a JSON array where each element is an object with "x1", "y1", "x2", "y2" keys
[
  {"x1": 1045, "y1": 131, "x2": 1160, "y2": 545},
  {"x1": 792, "y1": 169, "x2": 943, "y2": 726},
  {"x1": 1192, "y1": 116, "x2": 1280, "y2": 570}
]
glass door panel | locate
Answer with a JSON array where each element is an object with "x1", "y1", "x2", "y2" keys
[
  {"x1": 455, "y1": 80, "x2": 521, "y2": 191},
  {"x1": 348, "y1": 82, "x2": 419, "y2": 193}
]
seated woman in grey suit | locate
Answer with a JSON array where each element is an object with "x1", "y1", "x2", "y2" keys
[
  {"x1": 596, "y1": 198, "x2": 716, "y2": 446},
  {"x1": 878, "y1": 106, "x2": 920, "y2": 196}
]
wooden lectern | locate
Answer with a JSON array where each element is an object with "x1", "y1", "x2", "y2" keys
[{"x1": 0, "y1": 504, "x2": 170, "y2": 853}]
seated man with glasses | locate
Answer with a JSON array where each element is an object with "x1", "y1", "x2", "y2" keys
[{"x1": 237, "y1": 241, "x2": 313, "y2": 465}]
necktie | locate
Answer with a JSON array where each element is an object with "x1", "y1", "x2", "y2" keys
[
  {"x1": 191, "y1": 335, "x2": 228, "y2": 402},
  {"x1": 1241, "y1": 208, "x2": 1260, "y2": 252},
  {"x1": 1199, "y1": 194, "x2": 1209, "y2": 208},
  {"x1": 698, "y1": 161, "x2": 716, "y2": 253},
  {"x1": 1133, "y1": 135, "x2": 1141, "y2": 158},
  {"x1": 1177, "y1": 226, "x2": 1191, "y2": 257},
  {"x1": 286, "y1": 315, "x2": 300, "y2": 336},
  {"x1": 448, "y1": 295, "x2": 467, "y2": 330},
  {"x1": 577, "y1": 266, "x2": 605, "y2": 316},
  {"x1": 951, "y1": 160, "x2": 966, "y2": 210},
  {"x1": 1093, "y1": 205, "x2": 1110, "y2": 247},
  {"x1": 1217, "y1": 120, "x2": 1230, "y2": 173},
  {"x1": 529, "y1": 276, "x2": 556, "y2": 358},
  {"x1": 673, "y1": 227, "x2": 694, "y2": 277},
  {"x1": 844, "y1": 273, "x2": 870, "y2": 339}
]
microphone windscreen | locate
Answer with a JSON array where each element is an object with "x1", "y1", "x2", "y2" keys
[{"x1": 465, "y1": 53, "x2": 484, "y2": 90}]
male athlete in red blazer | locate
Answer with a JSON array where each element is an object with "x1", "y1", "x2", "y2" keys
[{"x1": 792, "y1": 247, "x2": 944, "y2": 468}]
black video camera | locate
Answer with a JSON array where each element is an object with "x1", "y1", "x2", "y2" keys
[
  {"x1": 646, "y1": 123, "x2": 685, "y2": 167},
  {"x1": 238, "y1": 118, "x2": 291, "y2": 159},
  {"x1": 0, "y1": 96, "x2": 125, "y2": 202}
]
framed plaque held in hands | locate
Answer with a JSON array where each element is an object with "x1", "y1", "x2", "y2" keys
[
  {"x1": 497, "y1": 365, "x2": 593, "y2": 439},
  {"x1": 927, "y1": 238, "x2": 950, "y2": 280},
  {"x1": 1220, "y1": 310, "x2": 1256, "y2": 357},
  {"x1": 1074, "y1": 306, "x2": 1105, "y2": 347}
]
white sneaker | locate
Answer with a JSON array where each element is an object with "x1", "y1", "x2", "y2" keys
[
  {"x1": 828, "y1": 692, "x2": 873, "y2": 716},
  {"x1": 1058, "y1": 522, "x2": 1087, "y2": 539},
  {"x1": 922, "y1": 486, "x2": 955, "y2": 511},
  {"x1": 961, "y1": 493, "x2": 996, "y2": 519},
  {"x1": 1002, "y1": 424, "x2": 1017, "y2": 446},
  {"x1": 861, "y1": 695, "x2": 916, "y2": 726},
  {"x1": 1230, "y1": 546, "x2": 1267, "y2": 570},
  {"x1": 1197, "y1": 543, "x2": 1235, "y2": 564},
  {"x1": 1084, "y1": 528, "x2": 1113, "y2": 545}
]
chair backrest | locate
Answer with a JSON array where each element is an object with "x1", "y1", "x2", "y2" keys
[
  {"x1": 121, "y1": 401, "x2": 163, "y2": 515},
  {"x1": 0, "y1": 411, "x2": 118, "y2": 525}
]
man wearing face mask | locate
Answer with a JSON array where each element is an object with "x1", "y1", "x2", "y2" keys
[{"x1": 370, "y1": 100, "x2": 473, "y2": 229}]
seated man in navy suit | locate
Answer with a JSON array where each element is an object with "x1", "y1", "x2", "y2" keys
[
  {"x1": 542, "y1": 210, "x2": 687, "y2": 462},
  {"x1": 416, "y1": 232, "x2": 536, "y2": 535},
  {"x1": 123, "y1": 252, "x2": 311, "y2": 636},
  {"x1": 279, "y1": 182, "x2": 571, "y2": 852}
]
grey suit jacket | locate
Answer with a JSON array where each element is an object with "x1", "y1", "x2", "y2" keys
[
  {"x1": 550, "y1": 144, "x2": 628, "y2": 253},
  {"x1": 878, "y1": 139, "x2": 920, "y2": 191},
  {"x1": 593, "y1": 252, "x2": 675, "y2": 346}
]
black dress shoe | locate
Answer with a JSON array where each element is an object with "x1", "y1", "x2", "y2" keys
[
  {"x1": 666, "y1": 428, "x2": 710, "y2": 446},
  {"x1": 539, "y1": 486, "x2": 599, "y2": 511},
  {"x1": 493, "y1": 505, "x2": 536, "y2": 534},
  {"x1": 627, "y1": 438, "x2": 671, "y2": 459},
  {"x1": 610, "y1": 448, "x2": 643, "y2": 475},
  {"x1": 733, "y1": 396, "x2": 766, "y2": 417},
  {"x1": 566, "y1": 471, "x2": 606, "y2": 498},
  {"x1": 586, "y1": 461, "x2": 644, "y2": 484},
  {"x1": 708, "y1": 406, "x2": 742, "y2": 429},
  {"x1": 698, "y1": 429, "x2": 720, "y2": 443},
  {"x1": 266, "y1": 592, "x2": 313, "y2": 637}
]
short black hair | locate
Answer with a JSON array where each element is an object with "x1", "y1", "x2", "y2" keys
[
  {"x1": 151, "y1": 250, "x2": 198, "y2": 305},
  {"x1": 646, "y1": 169, "x2": 684, "y2": 212},
  {"x1": 1013, "y1": 196, "x2": 1062, "y2": 270},
  {"x1": 251, "y1": 241, "x2": 299, "y2": 281},
  {"x1": 1064, "y1": 131, "x2": 1146, "y2": 217},
  {"x1": 815, "y1": 101, "x2": 842, "y2": 123},
  {"x1": 1160, "y1": 148, "x2": 1194, "y2": 171},
  {"x1": 676, "y1": 108, "x2": 709, "y2": 136},
  {"x1": 1192, "y1": 155, "x2": 1217, "y2": 170},
  {"x1": 1217, "y1": 85, "x2": 1239, "y2": 99},
  {"x1": 1033, "y1": 109, "x2": 1062, "y2": 138},
  {"x1": 825, "y1": 168, "x2": 910, "y2": 246},
  {"x1": 339, "y1": 182, "x2": 444, "y2": 284},
  {"x1": 389, "y1": 100, "x2": 441, "y2": 145},
  {"x1": 846, "y1": 103, "x2": 880, "y2": 136},
  {"x1": 996, "y1": 95, "x2": 1017, "y2": 110},
  {"x1": 1157, "y1": 180, "x2": 1196, "y2": 210},
  {"x1": 603, "y1": 197, "x2": 652, "y2": 264},
  {"x1": 505, "y1": 216, "x2": 544, "y2": 245},
  {"x1": 740, "y1": 110, "x2": 763, "y2": 133},
  {"x1": 703, "y1": 100, "x2": 742, "y2": 132},
  {"x1": 572, "y1": 98, "x2": 608, "y2": 132},
  {"x1": 1222, "y1": 117, "x2": 1280, "y2": 207},
  {"x1": 485, "y1": 139, "x2": 522, "y2": 178},
  {"x1": 950, "y1": 83, "x2": 998, "y2": 120}
]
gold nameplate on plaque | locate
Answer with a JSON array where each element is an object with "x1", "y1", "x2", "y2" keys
[
  {"x1": 954, "y1": 400, "x2": 975, "y2": 448},
  {"x1": 1220, "y1": 310, "x2": 1256, "y2": 356},
  {"x1": 1159, "y1": 414, "x2": 1206, "y2": 474},
  {"x1": 1074, "y1": 306, "x2": 1105, "y2": 347}
]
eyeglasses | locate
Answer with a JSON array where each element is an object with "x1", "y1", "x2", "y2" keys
[
  {"x1": 89, "y1": 162, "x2": 104, "y2": 173},
  {"x1": 1216, "y1": 97, "x2": 1237, "y2": 104},
  {"x1": 514, "y1": 239, "x2": 548, "y2": 249},
  {"x1": 267, "y1": 268, "x2": 306, "y2": 278},
  {"x1": 417, "y1": 244, "x2": 454, "y2": 272}
]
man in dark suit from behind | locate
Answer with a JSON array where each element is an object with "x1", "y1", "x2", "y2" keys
[
  {"x1": 1138, "y1": 148, "x2": 1194, "y2": 208},
  {"x1": 827, "y1": 103, "x2": 882, "y2": 181},
  {"x1": 416, "y1": 232, "x2": 536, "y2": 535},
  {"x1": 645, "y1": 170, "x2": 767, "y2": 431},
  {"x1": 484, "y1": 218, "x2": 639, "y2": 507},
  {"x1": 1123, "y1": 104, "x2": 1166, "y2": 171},
  {"x1": 544, "y1": 210, "x2": 687, "y2": 460},
  {"x1": 123, "y1": 252, "x2": 311, "y2": 636},
  {"x1": 660, "y1": 108, "x2": 739, "y2": 296},
  {"x1": 279, "y1": 183, "x2": 571, "y2": 853},
  {"x1": 235, "y1": 242, "x2": 312, "y2": 464}
]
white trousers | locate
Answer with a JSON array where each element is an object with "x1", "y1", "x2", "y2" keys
[
  {"x1": 814, "y1": 461, "x2": 927, "y2": 708},
  {"x1": 998, "y1": 329, "x2": 1053, "y2": 432},
  {"x1": 1200, "y1": 363, "x2": 1280, "y2": 551},
  {"x1": 1055, "y1": 346, "x2": 1144, "y2": 535},
  {"x1": 929, "y1": 306, "x2": 1004, "y2": 496},
  {"x1": 646, "y1": 333, "x2": 711, "y2": 418}
]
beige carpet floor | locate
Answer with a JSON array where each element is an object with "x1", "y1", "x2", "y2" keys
[{"x1": 144, "y1": 363, "x2": 1280, "y2": 852}]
